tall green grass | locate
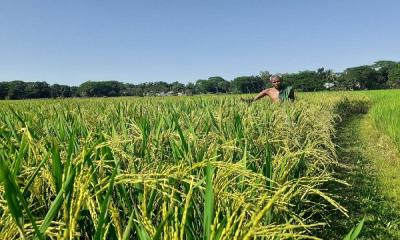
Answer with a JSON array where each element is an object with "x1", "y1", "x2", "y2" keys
[{"x1": 368, "y1": 90, "x2": 400, "y2": 151}]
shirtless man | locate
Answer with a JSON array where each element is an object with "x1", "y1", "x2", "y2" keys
[{"x1": 242, "y1": 74, "x2": 294, "y2": 103}]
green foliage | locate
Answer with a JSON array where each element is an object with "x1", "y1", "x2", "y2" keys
[
  {"x1": 1, "y1": 59, "x2": 400, "y2": 100},
  {"x1": 372, "y1": 60, "x2": 398, "y2": 88},
  {"x1": 284, "y1": 70, "x2": 326, "y2": 91},
  {"x1": 338, "y1": 66, "x2": 379, "y2": 90},
  {"x1": 170, "y1": 81, "x2": 185, "y2": 93},
  {"x1": 388, "y1": 63, "x2": 400, "y2": 88},
  {"x1": 7, "y1": 80, "x2": 27, "y2": 99},
  {"x1": 24, "y1": 82, "x2": 51, "y2": 99},
  {"x1": 259, "y1": 70, "x2": 271, "y2": 82},
  {"x1": 231, "y1": 75, "x2": 265, "y2": 93},
  {"x1": 78, "y1": 80, "x2": 124, "y2": 97},
  {"x1": 343, "y1": 218, "x2": 365, "y2": 240},
  {"x1": 0, "y1": 81, "x2": 74, "y2": 99},
  {"x1": 0, "y1": 82, "x2": 9, "y2": 99},
  {"x1": 50, "y1": 84, "x2": 72, "y2": 98},
  {"x1": 195, "y1": 76, "x2": 230, "y2": 93}
]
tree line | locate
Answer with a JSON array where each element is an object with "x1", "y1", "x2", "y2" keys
[{"x1": 1, "y1": 60, "x2": 399, "y2": 100}]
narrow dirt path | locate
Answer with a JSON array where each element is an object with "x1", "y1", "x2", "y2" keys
[{"x1": 320, "y1": 114, "x2": 400, "y2": 239}]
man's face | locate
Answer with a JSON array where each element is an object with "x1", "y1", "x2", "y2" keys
[{"x1": 270, "y1": 76, "x2": 282, "y2": 89}]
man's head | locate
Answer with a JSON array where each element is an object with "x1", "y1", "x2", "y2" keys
[{"x1": 269, "y1": 74, "x2": 283, "y2": 89}]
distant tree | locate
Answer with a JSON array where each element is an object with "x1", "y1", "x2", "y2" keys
[
  {"x1": 324, "y1": 69, "x2": 336, "y2": 83},
  {"x1": 24, "y1": 81, "x2": 50, "y2": 98},
  {"x1": 170, "y1": 81, "x2": 185, "y2": 93},
  {"x1": 2, "y1": 59, "x2": 400, "y2": 101},
  {"x1": 146, "y1": 81, "x2": 170, "y2": 94},
  {"x1": 60, "y1": 85, "x2": 72, "y2": 97},
  {"x1": 281, "y1": 73, "x2": 296, "y2": 88},
  {"x1": 372, "y1": 60, "x2": 398, "y2": 69},
  {"x1": 231, "y1": 76, "x2": 265, "y2": 93},
  {"x1": 78, "y1": 81, "x2": 95, "y2": 97},
  {"x1": 195, "y1": 79, "x2": 213, "y2": 93},
  {"x1": 50, "y1": 84, "x2": 62, "y2": 98},
  {"x1": 78, "y1": 81, "x2": 124, "y2": 97},
  {"x1": 339, "y1": 66, "x2": 378, "y2": 90},
  {"x1": 136, "y1": 83, "x2": 150, "y2": 95},
  {"x1": 317, "y1": 68, "x2": 336, "y2": 89},
  {"x1": 388, "y1": 63, "x2": 400, "y2": 88},
  {"x1": 125, "y1": 83, "x2": 143, "y2": 96},
  {"x1": 297, "y1": 71, "x2": 324, "y2": 91},
  {"x1": 0, "y1": 82, "x2": 9, "y2": 99},
  {"x1": 185, "y1": 82, "x2": 196, "y2": 95},
  {"x1": 281, "y1": 71, "x2": 324, "y2": 91},
  {"x1": 50, "y1": 84, "x2": 71, "y2": 98},
  {"x1": 307, "y1": 70, "x2": 325, "y2": 91},
  {"x1": 70, "y1": 86, "x2": 79, "y2": 97},
  {"x1": 259, "y1": 70, "x2": 271, "y2": 82},
  {"x1": 318, "y1": 68, "x2": 337, "y2": 89},
  {"x1": 7, "y1": 81, "x2": 27, "y2": 99},
  {"x1": 194, "y1": 77, "x2": 229, "y2": 93},
  {"x1": 208, "y1": 76, "x2": 230, "y2": 93},
  {"x1": 105, "y1": 81, "x2": 124, "y2": 96},
  {"x1": 372, "y1": 60, "x2": 398, "y2": 88}
]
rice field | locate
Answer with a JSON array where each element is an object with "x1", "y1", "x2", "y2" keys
[
  {"x1": 368, "y1": 90, "x2": 400, "y2": 151},
  {"x1": 361, "y1": 90, "x2": 400, "y2": 210},
  {"x1": 0, "y1": 91, "x2": 396, "y2": 239}
]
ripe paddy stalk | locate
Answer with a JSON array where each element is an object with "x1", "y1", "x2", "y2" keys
[
  {"x1": 0, "y1": 94, "x2": 371, "y2": 239},
  {"x1": 179, "y1": 178, "x2": 194, "y2": 240},
  {"x1": 68, "y1": 169, "x2": 92, "y2": 238}
]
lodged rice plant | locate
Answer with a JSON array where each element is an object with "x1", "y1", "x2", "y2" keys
[{"x1": 0, "y1": 94, "x2": 368, "y2": 239}]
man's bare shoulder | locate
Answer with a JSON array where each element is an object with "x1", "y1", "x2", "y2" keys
[
  {"x1": 263, "y1": 88, "x2": 276, "y2": 93},
  {"x1": 263, "y1": 87, "x2": 276, "y2": 95}
]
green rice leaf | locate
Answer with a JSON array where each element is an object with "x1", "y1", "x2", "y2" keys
[
  {"x1": 51, "y1": 143, "x2": 63, "y2": 192},
  {"x1": 203, "y1": 161, "x2": 215, "y2": 240},
  {"x1": 94, "y1": 162, "x2": 119, "y2": 240},
  {"x1": 39, "y1": 166, "x2": 76, "y2": 234}
]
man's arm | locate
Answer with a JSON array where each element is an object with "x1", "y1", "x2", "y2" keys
[
  {"x1": 241, "y1": 89, "x2": 269, "y2": 103},
  {"x1": 253, "y1": 89, "x2": 269, "y2": 101}
]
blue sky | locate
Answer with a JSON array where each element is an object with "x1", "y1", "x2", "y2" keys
[{"x1": 0, "y1": 0, "x2": 399, "y2": 85}]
